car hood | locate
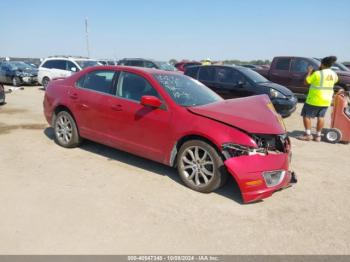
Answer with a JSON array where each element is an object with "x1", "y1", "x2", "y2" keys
[
  {"x1": 188, "y1": 95, "x2": 286, "y2": 134},
  {"x1": 258, "y1": 82, "x2": 293, "y2": 96},
  {"x1": 336, "y1": 71, "x2": 350, "y2": 78},
  {"x1": 16, "y1": 68, "x2": 38, "y2": 75}
]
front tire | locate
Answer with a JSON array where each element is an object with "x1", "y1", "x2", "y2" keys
[
  {"x1": 12, "y1": 76, "x2": 21, "y2": 87},
  {"x1": 54, "y1": 111, "x2": 82, "y2": 148},
  {"x1": 177, "y1": 140, "x2": 228, "y2": 193}
]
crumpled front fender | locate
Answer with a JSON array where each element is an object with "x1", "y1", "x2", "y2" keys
[{"x1": 224, "y1": 153, "x2": 292, "y2": 203}]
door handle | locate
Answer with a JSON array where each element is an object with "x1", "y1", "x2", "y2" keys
[
  {"x1": 111, "y1": 104, "x2": 123, "y2": 111},
  {"x1": 69, "y1": 93, "x2": 78, "y2": 100}
]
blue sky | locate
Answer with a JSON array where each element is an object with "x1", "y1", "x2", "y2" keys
[{"x1": 0, "y1": 0, "x2": 349, "y2": 61}]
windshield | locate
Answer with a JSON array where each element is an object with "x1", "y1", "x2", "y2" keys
[
  {"x1": 155, "y1": 61, "x2": 177, "y2": 71},
  {"x1": 75, "y1": 60, "x2": 100, "y2": 69},
  {"x1": 239, "y1": 67, "x2": 269, "y2": 83},
  {"x1": 312, "y1": 58, "x2": 349, "y2": 71},
  {"x1": 153, "y1": 73, "x2": 223, "y2": 107},
  {"x1": 332, "y1": 62, "x2": 349, "y2": 71}
]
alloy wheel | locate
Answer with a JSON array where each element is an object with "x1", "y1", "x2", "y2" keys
[
  {"x1": 180, "y1": 146, "x2": 215, "y2": 187},
  {"x1": 55, "y1": 114, "x2": 73, "y2": 145}
]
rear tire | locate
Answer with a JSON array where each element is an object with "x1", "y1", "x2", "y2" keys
[
  {"x1": 177, "y1": 140, "x2": 228, "y2": 193},
  {"x1": 325, "y1": 128, "x2": 342, "y2": 144},
  {"x1": 53, "y1": 111, "x2": 82, "y2": 148}
]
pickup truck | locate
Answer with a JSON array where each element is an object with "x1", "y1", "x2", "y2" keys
[{"x1": 255, "y1": 56, "x2": 350, "y2": 96}]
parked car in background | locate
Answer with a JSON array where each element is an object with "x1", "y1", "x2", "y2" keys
[
  {"x1": 44, "y1": 65, "x2": 296, "y2": 203},
  {"x1": 117, "y1": 58, "x2": 178, "y2": 71},
  {"x1": 316, "y1": 59, "x2": 350, "y2": 72},
  {"x1": 255, "y1": 56, "x2": 350, "y2": 95},
  {"x1": 38, "y1": 56, "x2": 101, "y2": 89},
  {"x1": 0, "y1": 61, "x2": 38, "y2": 86},
  {"x1": 0, "y1": 84, "x2": 5, "y2": 105},
  {"x1": 240, "y1": 64, "x2": 263, "y2": 70},
  {"x1": 185, "y1": 65, "x2": 297, "y2": 117},
  {"x1": 175, "y1": 61, "x2": 201, "y2": 72},
  {"x1": 98, "y1": 59, "x2": 116, "y2": 66}
]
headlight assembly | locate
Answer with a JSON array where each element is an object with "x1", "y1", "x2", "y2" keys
[
  {"x1": 262, "y1": 170, "x2": 286, "y2": 187},
  {"x1": 222, "y1": 143, "x2": 266, "y2": 159},
  {"x1": 270, "y1": 88, "x2": 286, "y2": 99}
]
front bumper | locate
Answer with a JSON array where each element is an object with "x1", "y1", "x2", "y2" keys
[
  {"x1": 224, "y1": 153, "x2": 295, "y2": 203},
  {"x1": 21, "y1": 76, "x2": 38, "y2": 84},
  {"x1": 272, "y1": 96, "x2": 298, "y2": 117}
]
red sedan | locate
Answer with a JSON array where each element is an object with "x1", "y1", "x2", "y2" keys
[
  {"x1": 43, "y1": 66, "x2": 296, "y2": 203},
  {"x1": 175, "y1": 61, "x2": 201, "y2": 72}
]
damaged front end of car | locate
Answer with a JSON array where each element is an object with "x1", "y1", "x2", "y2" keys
[{"x1": 222, "y1": 134, "x2": 297, "y2": 203}]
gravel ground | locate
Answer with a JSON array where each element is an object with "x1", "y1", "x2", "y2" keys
[{"x1": 0, "y1": 85, "x2": 349, "y2": 254}]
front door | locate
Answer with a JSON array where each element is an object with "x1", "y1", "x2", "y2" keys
[
  {"x1": 0, "y1": 65, "x2": 7, "y2": 83},
  {"x1": 107, "y1": 71, "x2": 172, "y2": 162},
  {"x1": 214, "y1": 67, "x2": 254, "y2": 98}
]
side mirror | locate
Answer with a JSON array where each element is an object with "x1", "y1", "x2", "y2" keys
[
  {"x1": 140, "y1": 95, "x2": 162, "y2": 108},
  {"x1": 71, "y1": 67, "x2": 77, "y2": 72}
]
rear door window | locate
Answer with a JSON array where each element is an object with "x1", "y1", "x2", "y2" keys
[
  {"x1": 185, "y1": 67, "x2": 199, "y2": 78},
  {"x1": 275, "y1": 58, "x2": 291, "y2": 71},
  {"x1": 198, "y1": 67, "x2": 215, "y2": 82},
  {"x1": 77, "y1": 70, "x2": 116, "y2": 94}
]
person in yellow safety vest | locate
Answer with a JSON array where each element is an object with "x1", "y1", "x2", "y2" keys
[
  {"x1": 298, "y1": 56, "x2": 339, "y2": 142},
  {"x1": 202, "y1": 58, "x2": 212, "y2": 66}
]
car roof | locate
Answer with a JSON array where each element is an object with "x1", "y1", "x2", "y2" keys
[
  {"x1": 87, "y1": 65, "x2": 181, "y2": 75},
  {"x1": 44, "y1": 56, "x2": 95, "y2": 61},
  {"x1": 119, "y1": 58, "x2": 167, "y2": 63},
  {"x1": 185, "y1": 64, "x2": 246, "y2": 70}
]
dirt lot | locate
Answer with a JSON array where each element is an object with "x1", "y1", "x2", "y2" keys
[{"x1": 0, "y1": 85, "x2": 349, "y2": 254}]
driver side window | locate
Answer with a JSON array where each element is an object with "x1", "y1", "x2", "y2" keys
[
  {"x1": 216, "y1": 68, "x2": 234, "y2": 83},
  {"x1": 291, "y1": 59, "x2": 311, "y2": 73},
  {"x1": 116, "y1": 72, "x2": 160, "y2": 102},
  {"x1": 66, "y1": 61, "x2": 78, "y2": 72}
]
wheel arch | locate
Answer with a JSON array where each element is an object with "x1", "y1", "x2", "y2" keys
[
  {"x1": 170, "y1": 134, "x2": 224, "y2": 167},
  {"x1": 52, "y1": 105, "x2": 77, "y2": 128}
]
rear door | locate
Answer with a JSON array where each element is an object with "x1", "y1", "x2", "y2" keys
[
  {"x1": 198, "y1": 66, "x2": 216, "y2": 90},
  {"x1": 70, "y1": 70, "x2": 118, "y2": 142},
  {"x1": 269, "y1": 58, "x2": 293, "y2": 89}
]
